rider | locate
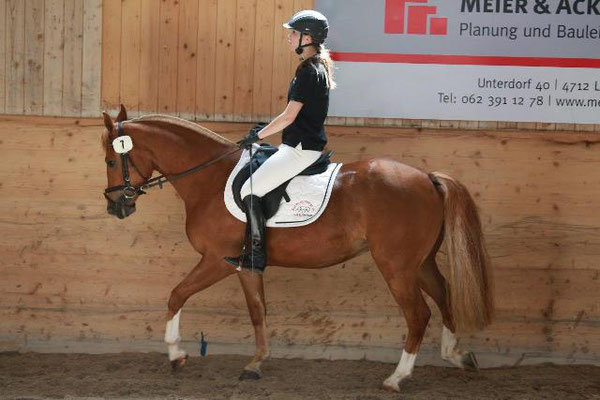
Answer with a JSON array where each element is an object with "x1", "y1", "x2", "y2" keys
[{"x1": 225, "y1": 10, "x2": 336, "y2": 273}]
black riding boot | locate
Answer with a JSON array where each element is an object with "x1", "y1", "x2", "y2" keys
[{"x1": 224, "y1": 195, "x2": 267, "y2": 273}]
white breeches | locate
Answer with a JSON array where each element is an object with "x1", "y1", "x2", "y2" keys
[{"x1": 240, "y1": 143, "x2": 322, "y2": 199}]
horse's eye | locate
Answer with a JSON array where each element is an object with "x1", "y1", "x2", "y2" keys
[{"x1": 107, "y1": 160, "x2": 117, "y2": 168}]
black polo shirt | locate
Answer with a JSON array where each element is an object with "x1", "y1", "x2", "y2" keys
[{"x1": 282, "y1": 60, "x2": 329, "y2": 151}]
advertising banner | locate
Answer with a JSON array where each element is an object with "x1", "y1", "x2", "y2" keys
[{"x1": 315, "y1": 0, "x2": 600, "y2": 123}]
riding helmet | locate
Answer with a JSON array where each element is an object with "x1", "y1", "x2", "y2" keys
[{"x1": 283, "y1": 10, "x2": 329, "y2": 43}]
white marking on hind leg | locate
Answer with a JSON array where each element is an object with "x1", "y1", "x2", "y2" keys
[
  {"x1": 383, "y1": 350, "x2": 417, "y2": 392},
  {"x1": 164, "y1": 310, "x2": 187, "y2": 361},
  {"x1": 441, "y1": 325, "x2": 464, "y2": 367}
]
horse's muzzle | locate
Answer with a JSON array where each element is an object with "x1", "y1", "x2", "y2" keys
[{"x1": 106, "y1": 198, "x2": 136, "y2": 219}]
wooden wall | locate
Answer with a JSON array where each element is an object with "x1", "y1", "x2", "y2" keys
[
  {"x1": 0, "y1": 0, "x2": 102, "y2": 117},
  {"x1": 0, "y1": 0, "x2": 598, "y2": 366},
  {"x1": 101, "y1": 0, "x2": 313, "y2": 121},
  {"x1": 1, "y1": 115, "x2": 598, "y2": 365}
]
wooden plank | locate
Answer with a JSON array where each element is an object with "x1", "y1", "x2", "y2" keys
[
  {"x1": 478, "y1": 121, "x2": 498, "y2": 130},
  {"x1": 2, "y1": 120, "x2": 600, "y2": 256},
  {"x1": 6, "y1": 0, "x2": 25, "y2": 114},
  {"x1": 119, "y1": 0, "x2": 142, "y2": 117},
  {"x1": 100, "y1": 0, "x2": 122, "y2": 111},
  {"x1": 325, "y1": 117, "x2": 345, "y2": 126},
  {"x1": 0, "y1": 0, "x2": 5, "y2": 113},
  {"x1": 270, "y1": 0, "x2": 293, "y2": 116},
  {"x1": 213, "y1": 0, "x2": 237, "y2": 121},
  {"x1": 157, "y1": 0, "x2": 179, "y2": 113},
  {"x1": 289, "y1": 0, "x2": 313, "y2": 79},
  {"x1": 176, "y1": 0, "x2": 199, "y2": 119},
  {"x1": 0, "y1": 249, "x2": 599, "y2": 349},
  {"x1": 364, "y1": 118, "x2": 381, "y2": 127},
  {"x1": 1, "y1": 241, "x2": 598, "y2": 321},
  {"x1": 287, "y1": 3, "x2": 296, "y2": 83},
  {"x1": 498, "y1": 121, "x2": 519, "y2": 130},
  {"x1": 1, "y1": 307, "x2": 597, "y2": 362},
  {"x1": 574, "y1": 123, "x2": 595, "y2": 132},
  {"x1": 81, "y1": 0, "x2": 103, "y2": 117},
  {"x1": 517, "y1": 121, "x2": 537, "y2": 131},
  {"x1": 232, "y1": 0, "x2": 256, "y2": 122},
  {"x1": 0, "y1": 122, "x2": 600, "y2": 269},
  {"x1": 62, "y1": 0, "x2": 84, "y2": 116},
  {"x1": 296, "y1": 0, "x2": 314, "y2": 13},
  {"x1": 422, "y1": 119, "x2": 441, "y2": 129},
  {"x1": 0, "y1": 298, "x2": 593, "y2": 355},
  {"x1": 3, "y1": 170, "x2": 592, "y2": 243},
  {"x1": 138, "y1": 0, "x2": 160, "y2": 114},
  {"x1": 346, "y1": 117, "x2": 365, "y2": 127},
  {"x1": 3, "y1": 264, "x2": 599, "y2": 342},
  {"x1": 43, "y1": 0, "x2": 64, "y2": 116},
  {"x1": 251, "y1": 0, "x2": 274, "y2": 121},
  {"x1": 2, "y1": 167, "x2": 595, "y2": 234},
  {"x1": 1, "y1": 221, "x2": 598, "y2": 316},
  {"x1": 535, "y1": 122, "x2": 555, "y2": 131},
  {"x1": 1, "y1": 208, "x2": 599, "y2": 322},
  {"x1": 195, "y1": 0, "x2": 217, "y2": 120},
  {"x1": 1, "y1": 189, "x2": 599, "y2": 274},
  {"x1": 23, "y1": 0, "x2": 45, "y2": 115},
  {"x1": 0, "y1": 114, "x2": 102, "y2": 126}
]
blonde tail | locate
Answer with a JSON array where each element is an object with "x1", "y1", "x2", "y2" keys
[{"x1": 431, "y1": 172, "x2": 494, "y2": 332}]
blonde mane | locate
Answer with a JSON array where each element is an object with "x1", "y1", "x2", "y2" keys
[{"x1": 132, "y1": 114, "x2": 236, "y2": 146}]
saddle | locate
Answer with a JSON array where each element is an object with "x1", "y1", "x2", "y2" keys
[{"x1": 231, "y1": 144, "x2": 333, "y2": 219}]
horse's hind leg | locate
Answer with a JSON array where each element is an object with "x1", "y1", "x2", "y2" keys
[
  {"x1": 373, "y1": 253, "x2": 431, "y2": 392},
  {"x1": 237, "y1": 270, "x2": 270, "y2": 380},
  {"x1": 165, "y1": 254, "x2": 234, "y2": 370},
  {"x1": 419, "y1": 257, "x2": 478, "y2": 370}
]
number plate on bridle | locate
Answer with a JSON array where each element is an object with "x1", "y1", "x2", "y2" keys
[{"x1": 112, "y1": 135, "x2": 133, "y2": 154}]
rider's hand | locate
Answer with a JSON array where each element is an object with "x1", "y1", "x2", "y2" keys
[
  {"x1": 236, "y1": 123, "x2": 267, "y2": 148},
  {"x1": 236, "y1": 130, "x2": 260, "y2": 148}
]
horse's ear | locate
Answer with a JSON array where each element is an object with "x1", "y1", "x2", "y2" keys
[
  {"x1": 116, "y1": 104, "x2": 128, "y2": 122},
  {"x1": 102, "y1": 111, "x2": 113, "y2": 132}
]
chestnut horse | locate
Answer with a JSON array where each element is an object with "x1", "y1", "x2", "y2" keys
[{"x1": 101, "y1": 106, "x2": 494, "y2": 392}]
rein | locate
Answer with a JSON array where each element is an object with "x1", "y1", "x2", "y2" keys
[
  {"x1": 104, "y1": 121, "x2": 241, "y2": 199},
  {"x1": 141, "y1": 146, "x2": 242, "y2": 191}
]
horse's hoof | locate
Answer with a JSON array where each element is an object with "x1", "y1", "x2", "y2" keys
[
  {"x1": 382, "y1": 379, "x2": 400, "y2": 393},
  {"x1": 170, "y1": 354, "x2": 188, "y2": 372},
  {"x1": 239, "y1": 369, "x2": 262, "y2": 381},
  {"x1": 462, "y1": 352, "x2": 479, "y2": 371}
]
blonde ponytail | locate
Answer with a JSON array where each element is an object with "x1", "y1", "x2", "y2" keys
[{"x1": 317, "y1": 45, "x2": 337, "y2": 90}]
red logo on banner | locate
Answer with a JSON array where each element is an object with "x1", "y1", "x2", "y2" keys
[{"x1": 385, "y1": 0, "x2": 448, "y2": 35}]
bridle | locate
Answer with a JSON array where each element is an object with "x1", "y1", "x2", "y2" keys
[
  {"x1": 104, "y1": 122, "x2": 150, "y2": 202},
  {"x1": 103, "y1": 121, "x2": 241, "y2": 204}
]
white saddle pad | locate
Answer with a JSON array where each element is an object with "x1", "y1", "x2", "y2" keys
[{"x1": 224, "y1": 147, "x2": 342, "y2": 228}]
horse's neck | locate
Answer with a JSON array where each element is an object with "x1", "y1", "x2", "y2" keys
[{"x1": 137, "y1": 122, "x2": 236, "y2": 207}]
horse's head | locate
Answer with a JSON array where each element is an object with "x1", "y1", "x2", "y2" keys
[{"x1": 102, "y1": 105, "x2": 154, "y2": 219}]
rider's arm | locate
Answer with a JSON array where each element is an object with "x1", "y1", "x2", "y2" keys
[{"x1": 257, "y1": 100, "x2": 303, "y2": 139}]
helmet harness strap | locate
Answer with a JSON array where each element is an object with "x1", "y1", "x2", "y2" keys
[
  {"x1": 295, "y1": 32, "x2": 318, "y2": 55},
  {"x1": 295, "y1": 32, "x2": 305, "y2": 55}
]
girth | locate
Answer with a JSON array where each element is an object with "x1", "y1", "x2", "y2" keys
[{"x1": 231, "y1": 144, "x2": 333, "y2": 219}]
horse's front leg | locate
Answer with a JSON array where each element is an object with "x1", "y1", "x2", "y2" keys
[
  {"x1": 237, "y1": 270, "x2": 270, "y2": 380},
  {"x1": 165, "y1": 254, "x2": 234, "y2": 370}
]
